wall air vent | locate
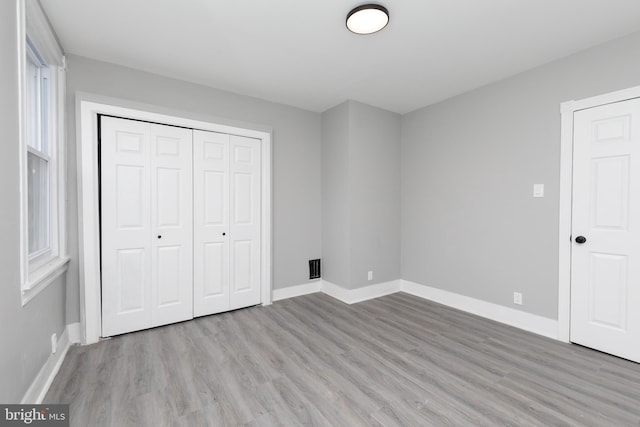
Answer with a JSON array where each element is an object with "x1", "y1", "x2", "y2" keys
[{"x1": 309, "y1": 259, "x2": 321, "y2": 280}]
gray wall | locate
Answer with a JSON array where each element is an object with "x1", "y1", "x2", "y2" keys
[
  {"x1": 65, "y1": 55, "x2": 322, "y2": 322},
  {"x1": 0, "y1": 1, "x2": 66, "y2": 403},
  {"x1": 349, "y1": 102, "x2": 401, "y2": 288},
  {"x1": 322, "y1": 101, "x2": 401, "y2": 289},
  {"x1": 401, "y1": 31, "x2": 640, "y2": 319},
  {"x1": 321, "y1": 102, "x2": 351, "y2": 287}
]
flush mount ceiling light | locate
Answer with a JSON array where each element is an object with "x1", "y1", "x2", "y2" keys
[{"x1": 346, "y1": 4, "x2": 389, "y2": 35}]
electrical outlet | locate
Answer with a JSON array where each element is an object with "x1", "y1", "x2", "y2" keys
[
  {"x1": 51, "y1": 333, "x2": 57, "y2": 354},
  {"x1": 513, "y1": 292, "x2": 523, "y2": 305},
  {"x1": 367, "y1": 271, "x2": 373, "y2": 281}
]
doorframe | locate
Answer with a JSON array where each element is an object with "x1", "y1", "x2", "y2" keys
[
  {"x1": 558, "y1": 85, "x2": 640, "y2": 342},
  {"x1": 76, "y1": 92, "x2": 272, "y2": 344}
]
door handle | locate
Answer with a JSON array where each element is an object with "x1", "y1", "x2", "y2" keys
[{"x1": 575, "y1": 236, "x2": 587, "y2": 244}]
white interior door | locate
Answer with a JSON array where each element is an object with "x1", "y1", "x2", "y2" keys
[
  {"x1": 570, "y1": 98, "x2": 640, "y2": 362},
  {"x1": 229, "y1": 135, "x2": 261, "y2": 310},
  {"x1": 193, "y1": 130, "x2": 230, "y2": 316},
  {"x1": 193, "y1": 131, "x2": 261, "y2": 316},
  {"x1": 101, "y1": 117, "x2": 193, "y2": 336},
  {"x1": 101, "y1": 117, "x2": 152, "y2": 336},
  {"x1": 149, "y1": 123, "x2": 193, "y2": 328}
]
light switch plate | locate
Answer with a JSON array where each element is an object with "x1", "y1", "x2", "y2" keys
[{"x1": 533, "y1": 184, "x2": 544, "y2": 198}]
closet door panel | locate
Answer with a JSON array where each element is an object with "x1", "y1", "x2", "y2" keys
[
  {"x1": 101, "y1": 117, "x2": 152, "y2": 337},
  {"x1": 229, "y1": 135, "x2": 261, "y2": 310},
  {"x1": 150, "y1": 124, "x2": 194, "y2": 327},
  {"x1": 193, "y1": 130, "x2": 230, "y2": 316}
]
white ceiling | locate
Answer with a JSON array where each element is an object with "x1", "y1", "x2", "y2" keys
[{"x1": 41, "y1": 0, "x2": 640, "y2": 114}]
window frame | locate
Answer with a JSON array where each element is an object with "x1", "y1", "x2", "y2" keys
[
  {"x1": 26, "y1": 40, "x2": 54, "y2": 268},
  {"x1": 18, "y1": 0, "x2": 69, "y2": 305}
]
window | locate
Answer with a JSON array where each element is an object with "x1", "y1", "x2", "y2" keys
[
  {"x1": 26, "y1": 40, "x2": 52, "y2": 265},
  {"x1": 20, "y1": 0, "x2": 68, "y2": 304}
]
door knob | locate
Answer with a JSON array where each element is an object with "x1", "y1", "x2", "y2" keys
[
  {"x1": 575, "y1": 236, "x2": 587, "y2": 244},
  {"x1": 222, "y1": 232, "x2": 226, "y2": 236},
  {"x1": 157, "y1": 235, "x2": 162, "y2": 239}
]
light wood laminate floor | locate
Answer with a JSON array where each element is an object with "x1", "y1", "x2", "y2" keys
[{"x1": 45, "y1": 292, "x2": 640, "y2": 426}]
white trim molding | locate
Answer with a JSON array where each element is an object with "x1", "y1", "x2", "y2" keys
[
  {"x1": 558, "y1": 101, "x2": 574, "y2": 343},
  {"x1": 322, "y1": 280, "x2": 401, "y2": 304},
  {"x1": 558, "y1": 85, "x2": 640, "y2": 343},
  {"x1": 402, "y1": 280, "x2": 559, "y2": 340},
  {"x1": 272, "y1": 279, "x2": 401, "y2": 304},
  {"x1": 272, "y1": 281, "x2": 323, "y2": 301},
  {"x1": 24, "y1": 0, "x2": 64, "y2": 67},
  {"x1": 67, "y1": 322, "x2": 82, "y2": 344},
  {"x1": 21, "y1": 323, "x2": 80, "y2": 404},
  {"x1": 77, "y1": 93, "x2": 272, "y2": 344},
  {"x1": 569, "y1": 85, "x2": 640, "y2": 113},
  {"x1": 22, "y1": 256, "x2": 70, "y2": 306}
]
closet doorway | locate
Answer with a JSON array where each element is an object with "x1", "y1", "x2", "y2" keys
[{"x1": 77, "y1": 96, "x2": 272, "y2": 344}]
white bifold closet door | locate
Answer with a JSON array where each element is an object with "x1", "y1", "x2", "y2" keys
[
  {"x1": 101, "y1": 116, "x2": 193, "y2": 337},
  {"x1": 193, "y1": 130, "x2": 261, "y2": 317}
]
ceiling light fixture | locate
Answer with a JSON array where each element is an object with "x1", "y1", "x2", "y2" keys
[{"x1": 346, "y1": 4, "x2": 389, "y2": 35}]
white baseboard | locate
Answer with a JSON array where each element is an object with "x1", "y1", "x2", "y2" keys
[
  {"x1": 401, "y1": 280, "x2": 559, "y2": 340},
  {"x1": 272, "y1": 279, "x2": 401, "y2": 305},
  {"x1": 67, "y1": 322, "x2": 82, "y2": 344},
  {"x1": 21, "y1": 323, "x2": 79, "y2": 404},
  {"x1": 322, "y1": 279, "x2": 402, "y2": 304},
  {"x1": 272, "y1": 281, "x2": 322, "y2": 301}
]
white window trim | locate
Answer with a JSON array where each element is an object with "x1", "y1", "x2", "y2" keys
[{"x1": 18, "y1": 0, "x2": 69, "y2": 305}]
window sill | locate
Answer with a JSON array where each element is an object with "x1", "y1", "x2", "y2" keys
[{"x1": 22, "y1": 256, "x2": 70, "y2": 306}]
